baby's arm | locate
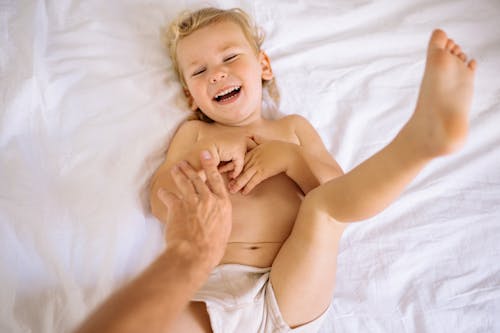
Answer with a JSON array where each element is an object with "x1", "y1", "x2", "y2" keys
[
  {"x1": 229, "y1": 115, "x2": 343, "y2": 195},
  {"x1": 287, "y1": 115, "x2": 344, "y2": 191},
  {"x1": 150, "y1": 121, "x2": 206, "y2": 223}
]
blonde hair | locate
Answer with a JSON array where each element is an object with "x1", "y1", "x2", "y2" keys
[{"x1": 165, "y1": 7, "x2": 279, "y2": 122}]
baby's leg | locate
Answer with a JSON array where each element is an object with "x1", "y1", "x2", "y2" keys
[
  {"x1": 311, "y1": 29, "x2": 476, "y2": 223},
  {"x1": 406, "y1": 29, "x2": 476, "y2": 157},
  {"x1": 270, "y1": 29, "x2": 476, "y2": 328},
  {"x1": 270, "y1": 199, "x2": 347, "y2": 328}
]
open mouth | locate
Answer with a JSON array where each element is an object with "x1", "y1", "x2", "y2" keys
[{"x1": 213, "y1": 86, "x2": 241, "y2": 104}]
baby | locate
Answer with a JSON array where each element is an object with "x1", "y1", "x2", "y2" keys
[{"x1": 149, "y1": 7, "x2": 476, "y2": 333}]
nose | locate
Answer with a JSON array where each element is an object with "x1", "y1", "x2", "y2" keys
[{"x1": 209, "y1": 70, "x2": 227, "y2": 84}]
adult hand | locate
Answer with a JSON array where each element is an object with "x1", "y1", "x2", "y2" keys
[{"x1": 158, "y1": 150, "x2": 232, "y2": 271}]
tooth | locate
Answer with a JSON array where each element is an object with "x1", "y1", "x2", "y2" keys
[{"x1": 215, "y1": 86, "x2": 239, "y2": 98}]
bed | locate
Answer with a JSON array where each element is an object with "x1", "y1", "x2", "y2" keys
[{"x1": 1, "y1": 0, "x2": 499, "y2": 332}]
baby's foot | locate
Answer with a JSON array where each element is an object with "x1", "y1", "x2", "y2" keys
[{"x1": 405, "y1": 29, "x2": 477, "y2": 157}]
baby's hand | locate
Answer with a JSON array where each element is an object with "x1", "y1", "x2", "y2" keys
[
  {"x1": 213, "y1": 134, "x2": 257, "y2": 179},
  {"x1": 228, "y1": 136, "x2": 298, "y2": 195}
]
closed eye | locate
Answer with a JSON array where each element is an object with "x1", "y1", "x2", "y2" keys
[
  {"x1": 224, "y1": 54, "x2": 238, "y2": 62},
  {"x1": 192, "y1": 68, "x2": 206, "y2": 77}
]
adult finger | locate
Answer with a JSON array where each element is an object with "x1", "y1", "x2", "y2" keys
[
  {"x1": 200, "y1": 150, "x2": 228, "y2": 197},
  {"x1": 157, "y1": 188, "x2": 179, "y2": 208},
  {"x1": 170, "y1": 163, "x2": 197, "y2": 199},
  {"x1": 157, "y1": 188, "x2": 180, "y2": 224},
  {"x1": 177, "y1": 160, "x2": 210, "y2": 198}
]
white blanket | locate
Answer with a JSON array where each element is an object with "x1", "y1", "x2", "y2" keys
[{"x1": 1, "y1": 0, "x2": 499, "y2": 332}]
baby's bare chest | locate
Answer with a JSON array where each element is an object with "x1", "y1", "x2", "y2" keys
[{"x1": 197, "y1": 119, "x2": 300, "y2": 144}]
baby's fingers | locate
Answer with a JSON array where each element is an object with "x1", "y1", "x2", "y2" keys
[
  {"x1": 229, "y1": 168, "x2": 256, "y2": 194},
  {"x1": 241, "y1": 174, "x2": 263, "y2": 195},
  {"x1": 231, "y1": 157, "x2": 245, "y2": 179},
  {"x1": 250, "y1": 134, "x2": 270, "y2": 145},
  {"x1": 218, "y1": 161, "x2": 235, "y2": 174},
  {"x1": 246, "y1": 136, "x2": 257, "y2": 151}
]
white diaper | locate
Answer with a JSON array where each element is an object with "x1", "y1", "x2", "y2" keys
[{"x1": 192, "y1": 264, "x2": 329, "y2": 333}]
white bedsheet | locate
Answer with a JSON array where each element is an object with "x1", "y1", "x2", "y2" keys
[{"x1": 1, "y1": 0, "x2": 499, "y2": 332}]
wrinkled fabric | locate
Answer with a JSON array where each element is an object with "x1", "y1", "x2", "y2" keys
[{"x1": 1, "y1": 0, "x2": 499, "y2": 332}]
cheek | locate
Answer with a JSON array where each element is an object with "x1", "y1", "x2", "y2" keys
[
  {"x1": 246, "y1": 68, "x2": 264, "y2": 93},
  {"x1": 239, "y1": 63, "x2": 262, "y2": 88},
  {"x1": 187, "y1": 82, "x2": 205, "y2": 100}
]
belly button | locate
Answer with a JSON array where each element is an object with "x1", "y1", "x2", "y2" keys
[{"x1": 249, "y1": 246, "x2": 259, "y2": 250}]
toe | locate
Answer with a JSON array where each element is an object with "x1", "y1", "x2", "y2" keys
[
  {"x1": 451, "y1": 45, "x2": 461, "y2": 55},
  {"x1": 458, "y1": 52, "x2": 467, "y2": 62},
  {"x1": 468, "y1": 59, "x2": 477, "y2": 71},
  {"x1": 429, "y1": 29, "x2": 448, "y2": 49},
  {"x1": 445, "y1": 39, "x2": 455, "y2": 51}
]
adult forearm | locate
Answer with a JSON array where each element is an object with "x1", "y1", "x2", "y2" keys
[{"x1": 74, "y1": 248, "x2": 211, "y2": 333}]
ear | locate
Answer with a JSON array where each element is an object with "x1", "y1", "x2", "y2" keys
[
  {"x1": 259, "y1": 51, "x2": 274, "y2": 81},
  {"x1": 183, "y1": 87, "x2": 199, "y2": 111}
]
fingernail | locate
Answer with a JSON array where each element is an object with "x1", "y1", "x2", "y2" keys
[{"x1": 201, "y1": 150, "x2": 211, "y2": 160}]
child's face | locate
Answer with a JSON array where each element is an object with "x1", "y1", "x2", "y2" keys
[{"x1": 176, "y1": 20, "x2": 273, "y2": 126}]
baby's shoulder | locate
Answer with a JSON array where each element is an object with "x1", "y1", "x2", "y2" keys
[
  {"x1": 277, "y1": 114, "x2": 312, "y2": 131},
  {"x1": 175, "y1": 119, "x2": 214, "y2": 138},
  {"x1": 275, "y1": 114, "x2": 323, "y2": 144},
  {"x1": 177, "y1": 119, "x2": 203, "y2": 132},
  {"x1": 265, "y1": 114, "x2": 313, "y2": 144}
]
